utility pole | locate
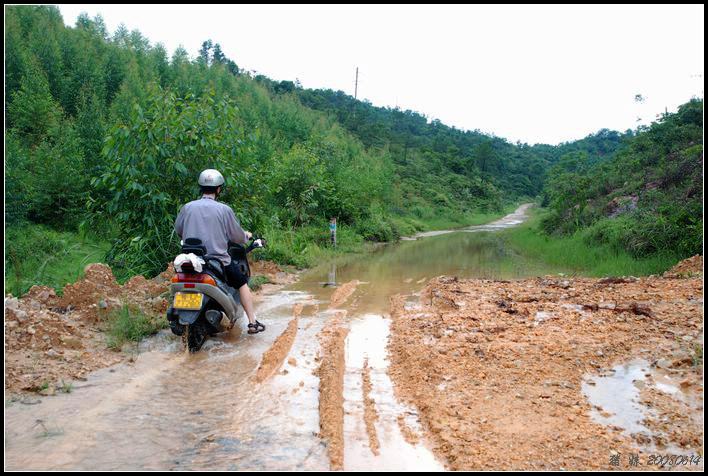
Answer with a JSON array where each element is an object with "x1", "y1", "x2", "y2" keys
[{"x1": 354, "y1": 67, "x2": 359, "y2": 100}]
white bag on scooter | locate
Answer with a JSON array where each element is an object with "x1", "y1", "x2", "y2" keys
[{"x1": 174, "y1": 253, "x2": 205, "y2": 272}]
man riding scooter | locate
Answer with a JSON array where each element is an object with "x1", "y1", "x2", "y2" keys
[{"x1": 174, "y1": 169, "x2": 266, "y2": 335}]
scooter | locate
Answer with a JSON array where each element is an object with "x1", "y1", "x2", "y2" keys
[{"x1": 166, "y1": 236, "x2": 266, "y2": 352}]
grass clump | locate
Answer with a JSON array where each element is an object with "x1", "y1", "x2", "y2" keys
[
  {"x1": 249, "y1": 274, "x2": 272, "y2": 292},
  {"x1": 59, "y1": 380, "x2": 74, "y2": 394},
  {"x1": 255, "y1": 222, "x2": 369, "y2": 269},
  {"x1": 501, "y1": 208, "x2": 681, "y2": 277},
  {"x1": 103, "y1": 304, "x2": 167, "y2": 351}
]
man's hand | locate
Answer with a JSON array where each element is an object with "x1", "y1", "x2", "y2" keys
[{"x1": 245, "y1": 231, "x2": 253, "y2": 241}]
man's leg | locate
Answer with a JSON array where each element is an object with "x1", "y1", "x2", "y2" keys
[
  {"x1": 238, "y1": 284, "x2": 257, "y2": 325},
  {"x1": 225, "y1": 261, "x2": 263, "y2": 332}
]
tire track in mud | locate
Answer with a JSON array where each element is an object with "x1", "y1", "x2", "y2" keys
[
  {"x1": 361, "y1": 358, "x2": 380, "y2": 455},
  {"x1": 316, "y1": 312, "x2": 349, "y2": 470},
  {"x1": 253, "y1": 303, "x2": 303, "y2": 383},
  {"x1": 397, "y1": 415, "x2": 420, "y2": 445},
  {"x1": 328, "y1": 280, "x2": 360, "y2": 309}
]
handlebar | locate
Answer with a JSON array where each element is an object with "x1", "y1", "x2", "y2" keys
[{"x1": 246, "y1": 235, "x2": 267, "y2": 252}]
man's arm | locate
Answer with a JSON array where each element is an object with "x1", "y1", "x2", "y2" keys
[
  {"x1": 175, "y1": 205, "x2": 185, "y2": 239},
  {"x1": 225, "y1": 208, "x2": 248, "y2": 245}
]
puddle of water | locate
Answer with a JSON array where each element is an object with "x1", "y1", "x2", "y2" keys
[
  {"x1": 582, "y1": 360, "x2": 655, "y2": 435},
  {"x1": 186, "y1": 312, "x2": 330, "y2": 471},
  {"x1": 582, "y1": 359, "x2": 704, "y2": 456}
]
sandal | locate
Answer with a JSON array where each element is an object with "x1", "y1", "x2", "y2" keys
[{"x1": 247, "y1": 320, "x2": 266, "y2": 334}]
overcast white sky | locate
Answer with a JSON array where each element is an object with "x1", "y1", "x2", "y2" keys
[{"x1": 56, "y1": 4, "x2": 704, "y2": 145}]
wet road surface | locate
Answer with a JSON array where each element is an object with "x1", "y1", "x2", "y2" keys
[{"x1": 5, "y1": 204, "x2": 561, "y2": 470}]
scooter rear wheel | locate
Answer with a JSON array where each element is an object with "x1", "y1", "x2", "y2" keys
[{"x1": 186, "y1": 320, "x2": 208, "y2": 352}]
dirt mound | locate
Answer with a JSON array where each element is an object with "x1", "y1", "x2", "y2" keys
[
  {"x1": 54, "y1": 263, "x2": 171, "y2": 321},
  {"x1": 249, "y1": 259, "x2": 297, "y2": 285},
  {"x1": 388, "y1": 274, "x2": 703, "y2": 470},
  {"x1": 5, "y1": 257, "x2": 290, "y2": 395},
  {"x1": 155, "y1": 263, "x2": 176, "y2": 282},
  {"x1": 59, "y1": 264, "x2": 121, "y2": 319},
  {"x1": 24, "y1": 285, "x2": 59, "y2": 307},
  {"x1": 5, "y1": 263, "x2": 172, "y2": 394},
  {"x1": 249, "y1": 259, "x2": 282, "y2": 276},
  {"x1": 4, "y1": 295, "x2": 123, "y2": 392},
  {"x1": 665, "y1": 255, "x2": 703, "y2": 277},
  {"x1": 362, "y1": 359, "x2": 380, "y2": 455}
]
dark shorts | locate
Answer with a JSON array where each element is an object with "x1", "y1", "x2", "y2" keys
[{"x1": 224, "y1": 261, "x2": 249, "y2": 289}]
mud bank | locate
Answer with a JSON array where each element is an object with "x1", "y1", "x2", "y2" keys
[
  {"x1": 388, "y1": 256, "x2": 703, "y2": 470},
  {"x1": 361, "y1": 359, "x2": 381, "y2": 455},
  {"x1": 253, "y1": 304, "x2": 302, "y2": 383},
  {"x1": 329, "y1": 280, "x2": 361, "y2": 309},
  {"x1": 316, "y1": 313, "x2": 350, "y2": 470}
]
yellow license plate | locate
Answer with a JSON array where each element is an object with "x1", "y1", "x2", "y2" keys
[{"x1": 173, "y1": 292, "x2": 203, "y2": 310}]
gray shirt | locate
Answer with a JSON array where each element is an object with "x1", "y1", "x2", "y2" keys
[{"x1": 175, "y1": 196, "x2": 247, "y2": 265}]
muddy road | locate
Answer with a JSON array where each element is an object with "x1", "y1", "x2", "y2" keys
[{"x1": 4, "y1": 204, "x2": 703, "y2": 470}]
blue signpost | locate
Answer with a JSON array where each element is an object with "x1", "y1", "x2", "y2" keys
[{"x1": 330, "y1": 218, "x2": 337, "y2": 248}]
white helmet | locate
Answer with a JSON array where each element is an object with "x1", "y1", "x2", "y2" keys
[{"x1": 198, "y1": 169, "x2": 225, "y2": 187}]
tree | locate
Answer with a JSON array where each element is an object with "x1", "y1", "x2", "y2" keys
[
  {"x1": 198, "y1": 39, "x2": 213, "y2": 66},
  {"x1": 24, "y1": 118, "x2": 88, "y2": 228},
  {"x1": 95, "y1": 87, "x2": 256, "y2": 276},
  {"x1": 148, "y1": 42, "x2": 170, "y2": 87},
  {"x1": 76, "y1": 85, "x2": 106, "y2": 174},
  {"x1": 113, "y1": 23, "x2": 130, "y2": 47},
  {"x1": 212, "y1": 43, "x2": 226, "y2": 64},
  {"x1": 5, "y1": 7, "x2": 28, "y2": 112},
  {"x1": 475, "y1": 141, "x2": 496, "y2": 173},
  {"x1": 226, "y1": 59, "x2": 240, "y2": 76},
  {"x1": 7, "y1": 55, "x2": 62, "y2": 146},
  {"x1": 109, "y1": 59, "x2": 148, "y2": 124},
  {"x1": 27, "y1": 10, "x2": 65, "y2": 104},
  {"x1": 76, "y1": 12, "x2": 108, "y2": 40},
  {"x1": 103, "y1": 46, "x2": 127, "y2": 106}
]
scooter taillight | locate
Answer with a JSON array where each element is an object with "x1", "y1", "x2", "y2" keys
[{"x1": 171, "y1": 273, "x2": 217, "y2": 286}]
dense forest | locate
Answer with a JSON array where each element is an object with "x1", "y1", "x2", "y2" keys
[{"x1": 4, "y1": 5, "x2": 702, "y2": 290}]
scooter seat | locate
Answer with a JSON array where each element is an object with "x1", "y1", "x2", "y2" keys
[
  {"x1": 182, "y1": 237, "x2": 207, "y2": 257},
  {"x1": 204, "y1": 255, "x2": 226, "y2": 280}
]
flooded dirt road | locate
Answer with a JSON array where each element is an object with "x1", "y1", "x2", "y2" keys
[{"x1": 5, "y1": 204, "x2": 702, "y2": 470}]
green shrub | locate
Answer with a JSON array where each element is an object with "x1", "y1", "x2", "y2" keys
[
  {"x1": 249, "y1": 274, "x2": 272, "y2": 292},
  {"x1": 103, "y1": 304, "x2": 166, "y2": 351},
  {"x1": 356, "y1": 212, "x2": 395, "y2": 242}
]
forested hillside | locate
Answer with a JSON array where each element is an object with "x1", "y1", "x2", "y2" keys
[
  {"x1": 293, "y1": 87, "x2": 628, "y2": 200},
  {"x1": 540, "y1": 99, "x2": 703, "y2": 258},
  {"x1": 4, "y1": 5, "x2": 701, "y2": 292}
]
